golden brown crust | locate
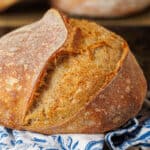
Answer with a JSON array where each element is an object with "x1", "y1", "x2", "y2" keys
[
  {"x1": 52, "y1": 0, "x2": 150, "y2": 17},
  {"x1": 0, "y1": 9, "x2": 147, "y2": 134}
]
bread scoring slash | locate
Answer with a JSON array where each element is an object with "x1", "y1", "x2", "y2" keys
[{"x1": 0, "y1": 9, "x2": 147, "y2": 134}]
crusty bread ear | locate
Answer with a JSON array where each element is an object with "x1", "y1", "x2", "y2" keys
[{"x1": 0, "y1": 9, "x2": 68, "y2": 128}]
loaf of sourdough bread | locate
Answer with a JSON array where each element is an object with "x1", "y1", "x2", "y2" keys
[
  {"x1": 51, "y1": 0, "x2": 150, "y2": 17},
  {"x1": 0, "y1": 9, "x2": 147, "y2": 134}
]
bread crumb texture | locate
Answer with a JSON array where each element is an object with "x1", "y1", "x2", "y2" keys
[{"x1": 24, "y1": 18, "x2": 125, "y2": 128}]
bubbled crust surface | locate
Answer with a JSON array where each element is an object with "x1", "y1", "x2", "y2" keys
[
  {"x1": 52, "y1": 0, "x2": 150, "y2": 17},
  {"x1": 0, "y1": 9, "x2": 147, "y2": 134}
]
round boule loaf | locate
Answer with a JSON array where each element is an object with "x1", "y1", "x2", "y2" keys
[{"x1": 0, "y1": 9, "x2": 147, "y2": 134}]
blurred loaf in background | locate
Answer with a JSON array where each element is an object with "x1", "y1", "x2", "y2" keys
[
  {"x1": 51, "y1": 0, "x2": 150, "y2": 17},
  {"x1": 0, "y1": 0, "x2": 149, "y2": 18},
  {"x1": 0, "y1": 0, "x2": 19, "y2": 12}
]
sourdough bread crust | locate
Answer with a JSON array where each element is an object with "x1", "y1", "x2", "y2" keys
[
  {"x1": 52, "y1": 0, "x2": 150, "y2": 17},
  {"x1": 24, "y1": 51, "x2": 147, "y2": 134},
  {"x1": 0, "y1": 9, "x2": 147, "y2": 134}
]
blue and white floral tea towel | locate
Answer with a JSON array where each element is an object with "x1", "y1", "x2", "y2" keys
[
  {"x1": 105, "y1": 118, "x2": 150, "y2": 150},
  {"x1": 0, "y1": 128, "x2": 104, "y2": 150},
  {"x1": 105, "y1": 98, "x2": 150, "y2": 150},
  {"x1": 0, "y1": 98, "x2": 149, "y2": 150}
]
